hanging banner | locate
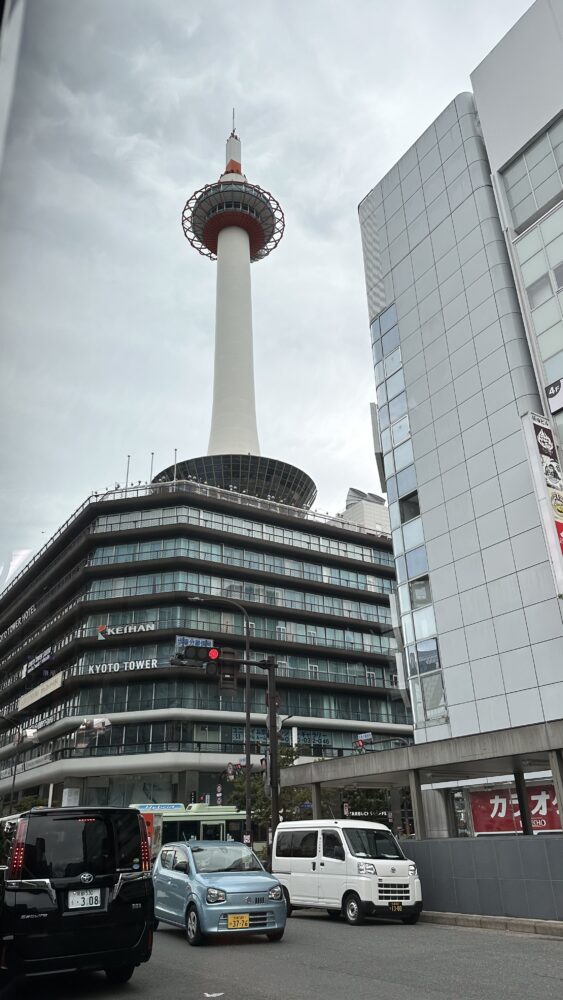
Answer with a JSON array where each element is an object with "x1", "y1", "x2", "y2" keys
[{"x1": 523, "y1": 413, "x2": 563, "y2": 594}]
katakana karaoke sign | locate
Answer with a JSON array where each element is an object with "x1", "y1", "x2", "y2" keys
[{"x1": 469, "y1": 784, "x2": 561, "y2": 834}]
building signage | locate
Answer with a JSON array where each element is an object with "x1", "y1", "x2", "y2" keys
[
  {"x1": 24, "y1": 647, "x2": 53, "y2": 676},
  {"x1": 0, "y1": 604, "x2": 36, "y2": 644},
  {"x1": 87, "y1": 658, "x2": 158, "y2": 675},
  {"x1": 526, "y1": 413, "x2": 563, "y2": 578},
  {"x1": 176, "y1": 636, "x2": 214, "y2": 649},
  {"x1": 17, "y1": 672, "x2": 63, "y2": 711},
  {"x1": 546, "y1": 377, "x2": 563, "y2": 416},
  {"x1": 469, "y1": 785, "x2": 561, "y2": 834},
  {"x1": 97, "y1": 623, "x2": 156, "y2": 640},
  {"x1": 130, "y1": 803, "x2": 185, "y2": 811}
]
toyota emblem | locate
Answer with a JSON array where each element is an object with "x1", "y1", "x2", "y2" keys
[
  {"x1": 80, "y1": 872, "x2": 94, "y2": 884},
  {"x1": 244, "y1": 895, "x2": 252, "y2": 904},
  {"x1": 390, "y1": 866, "x2": 396, "y2": 874}
]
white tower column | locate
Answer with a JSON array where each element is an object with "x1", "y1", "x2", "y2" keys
[{"x1": 207, "y1": 225, "x2": 260, "y2": 456}]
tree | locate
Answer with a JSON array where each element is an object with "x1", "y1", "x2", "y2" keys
[{"x1": 228, "y1": 745, "x2": 313, "y2": 826}]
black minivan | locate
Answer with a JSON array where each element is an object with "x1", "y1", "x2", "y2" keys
[{"x1": 1, "y1": 807, "x2": 154, "y2": 985}]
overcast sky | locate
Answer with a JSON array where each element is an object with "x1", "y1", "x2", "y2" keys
[{"x1": 0, "y1": 0, "x2": 533, "y2": 581}]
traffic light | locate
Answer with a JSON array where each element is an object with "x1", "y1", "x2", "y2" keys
[
  {"x1": 218, "y1": 648, "x2": 239, "y2": 691},
  {"x1": 170, "y1": 642, "x2": 220, "y2": 671}
]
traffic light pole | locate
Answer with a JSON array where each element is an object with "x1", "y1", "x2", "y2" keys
[
  {"x1": 266, "y1": 659, "x2": 280, "y2": 837},
  {"x1": 184, "y1": 595, "x2": 252, "y2": 842}
]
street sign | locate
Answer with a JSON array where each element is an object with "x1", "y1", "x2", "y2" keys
[
  {"x1": 175, "y1": 635, "x2": 214, "y2": 649},
  {"x1": 357, "y1": 732, "x2": 373, "y2": 741}
]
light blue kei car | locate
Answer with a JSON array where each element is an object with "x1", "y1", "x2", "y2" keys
[{"x1": 152, "y1": 840, "x2": 286, "y2": 945}]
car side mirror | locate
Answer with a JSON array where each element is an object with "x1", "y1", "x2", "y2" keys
[
  {"x1": 334, "y1": 846, "x2": 345, "y2": 861},
  {"x1": 174, "y1": 860, "x2": 188, "y2": 874}
]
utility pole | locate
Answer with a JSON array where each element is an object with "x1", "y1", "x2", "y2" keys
[{"x1": 265, "y1": 656, "x2": 280, "y2": 838}]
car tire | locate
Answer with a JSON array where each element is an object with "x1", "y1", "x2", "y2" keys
[
  {"x1": 326, "y1": 909, "x2": 341, "y2": 919},
  {"x1": 401, "y1": 912, "x2": 420, "y2": 925},
  {"x1": 186, "y1": 905, "x2": 205, "y2": 946},
  {"x1": 282, "y1": 887, "x2": 293, "y2": 918},
  {"x1": 105, "y1": 965, "x2": 135, "y2": 985},
  {"x1": 343, "y1": 892, "x2": 365, "y2": 926},
  {"x1": 266, "y1": 929, "x2": 284, "y2": 942}
]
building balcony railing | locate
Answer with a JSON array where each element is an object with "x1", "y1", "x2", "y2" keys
[{"x1": 0, "y1": 482, "x2": 392, "y2": 605}]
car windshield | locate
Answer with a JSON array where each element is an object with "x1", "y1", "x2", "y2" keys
[
  {"x1": 190, "y1": 844, "x2": 263, "y2": 873},
  {"x1": 343, "y1": 828, "x2": 405, "y2": 861}
]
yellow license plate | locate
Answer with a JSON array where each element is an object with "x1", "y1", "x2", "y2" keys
[
  {"x1": 227, "y1": 914, "x2": 250, "y2": 929},
  {"x1": 389, "y1": 902, "x2": 403, "y2": 912}
]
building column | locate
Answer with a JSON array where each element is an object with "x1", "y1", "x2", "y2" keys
[
  {"x1": 389, "y1": 786, "x2": 403, "y2": 833},
  {"x1": 441, "y1": 789, "x2": 458, "y2": 838},
  {"x1": 311, "y1": 782, "x2": 322, "y2": 819},
  {"x1": 408, "y1": 769, "x2": 427, "y2": 840},
  {"x1": 514, "y1": 769, "x2": 533, "y2": 836},
  {"x1": 549, "y1": 750, "x2": 563, "y2": 827}
]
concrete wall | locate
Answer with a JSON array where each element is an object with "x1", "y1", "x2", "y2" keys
[{"x1": 405, "y1": 835, "x2": 563, "y2": 920}]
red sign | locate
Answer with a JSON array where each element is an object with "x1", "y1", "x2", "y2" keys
[
  {"x1": 470, "y1": 784, "x2": 561, "y2": 834},
  {"x1": 555, "y1": 520, "x2": 563, "y2": 557}
]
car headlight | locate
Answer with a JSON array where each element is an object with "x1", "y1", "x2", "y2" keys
[
  {"x1": 408, "y1": 863, "x2": 417, "y2": 876},
  {"x1": 268, "y1": 884, "x2": 283, "y2": 901},
  {"x1": 357, "y1": 862, "x2": 376, "y2": 875},
  {"x1": 206, "y1": 887, "x2": 227, "y2": 903}
]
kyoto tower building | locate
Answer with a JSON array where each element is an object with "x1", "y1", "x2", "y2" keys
[
  {"x1": 0, "y1": 129, "x2": 404, "y2": 813},
  {"x1": 155, "y1": 131, "x2": 316, "y2": 508}
]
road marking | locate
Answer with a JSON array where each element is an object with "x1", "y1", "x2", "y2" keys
[{"x1": 204, "y1": 994, "x2": 225, "y2": 997}]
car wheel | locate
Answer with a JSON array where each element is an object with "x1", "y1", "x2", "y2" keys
[
  {"x1": 105, "y1": 965, "x2": 135, "y2": 985},
  {"x1": 327, "y1": 909, "x2": 341, "y2": 919},
  {"x1": 186, "y1": 905, "x2": 205, "y2": 946},
  {"x1": 282, "y1": 887, "x2": 293, "y2": 918},
  {"x1": 401, "y1": 912, "x2": 420, "y2": 925},
  {"x1": 343, "y1": 892, "x2": 365, "y2": 926},
  {"x1": 266, "y1": 929, "x2": 284, "y2": 942}
]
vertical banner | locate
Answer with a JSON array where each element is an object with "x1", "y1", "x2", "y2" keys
[{"x1": 522, "y1": 413, "x2": 563, "y2": 593}]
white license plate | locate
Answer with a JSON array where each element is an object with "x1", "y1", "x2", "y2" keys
[{"x1": 68, "y1": 888, "x2": 102, "y2": 909}]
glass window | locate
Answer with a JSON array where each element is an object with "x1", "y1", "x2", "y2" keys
[
  {"x1": 413, "y1": 605, "x2": 436, "y2": 640},
  {"x1": 380, "y1": 303, "x2": 397, "y2": 335},
  {"x1": 396, "y1": 464, "x2": 417, "y2": 498},
  {"x1": 409, "y1": 575, "x2": 432, "y2": 609},
  {"x1": 383, "y1": 452, "x2": 395, "y2": 477},
  {"x1": 374, "y1": 361, "x2": 385, "y2": 386},
  {"x1": 540, "y1": 202, "x2": 563, "y2": 243},
  {"x1": 420, "y1": 671, "x2": 447, "y2": 722},
  {"x1": 394, "y1": 439, "x2": 414, "y2": 472},
  {"x1": 291, "y1": 830, "x2": 318, "y2": 858},
  {"x1": 545, "y1": 350, "x2": 563, "y2": 383},
  {"x1": 382, "y1": 325, "x2": 400, "y2": 356},
  {"x1": 521, "y1": 250, "x2": 549, "y2": 287},
  {"x1": 532, "y1": 296, "x2": 561, "y2": 334},
  {"x1": 401, "y1": 613, "x2": 414, "y2": 645},
  {"x1": 553, "y1": 262, "x2": 563, "y2": 290},
  {"x1": 527, "y1": 273, "x2": 553, "y2": 310},
  {"x1": 381, "y1": 427, "x2": 392, "y2": 455},
  {"x1": 538, "y1": 324, "x2": 563, "y2": 362},
  {"x1": 526, "y1": 134, "x2": 551, "y2": 170},
  {"x1": 389, "y1": 391, "x2": 407, "y2": 423},
  {"x1": 398, "y1": 584, "x2": 411, "y2": 615},
  {"x1": 322, "y1": 831, "x2": 345, "y2": 859},
  {"x1": 392, "y1": 527, "x2": 404, "y2": 556},
  {"x1": 406, "y1": 545, "x2": 428, "y2": 579},
  {"x1": 386, "y1": 475, "x2": 398, "y2": 503},
  {"x1": 379, "y1": 404, "x2": 390, "y2": 431},
  {"x1": 406, "y1": 645, "x2": 418, "y2": 677},
  {"x1": 388, "y1": 501, "x2": 401, "y2": 531},
  {"x1": 343, "y1": 828, "x2": 404, "y2": 860},
  {"x1": 386, "y1": 368, "x2": 405, "y2": 402},
  {"x1": 516, "y1": 227, "x2": 543, "y2": 264},
  {"x1": 417, "y1": 639, "x2": 440, "y2": 674},
  {"x1": 546, "y1": 233, "x2": 563, "y2": 269},
  {"x1": 534, "y1": 172, "x2": 562, "y2": 210},
  {"x1": 395, "y1": 555, "x2": 407, "y2": 585},
  {"x1": 370, "y1": 316, "x2": 381, "y2": 343},
  {"x1": 372, "y1": 340, "x2": 382, "y2": 366},
  {"x1": 391, "y1": 414, "x2": 410, "y2": 446},
  {"x1": 399, "y1": 491, "x2": 420, "y2": 523},
  {"x1": 403, "y1": 516, "x2": 424, "y2": 550},
  {"x1": 384, "y1": 346, "x2": 402, "y2": 377}
]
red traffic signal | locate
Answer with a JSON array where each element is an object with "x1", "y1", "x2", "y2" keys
[{"x1": 208, "y1": 648, "x2": 220, "y2": 661}]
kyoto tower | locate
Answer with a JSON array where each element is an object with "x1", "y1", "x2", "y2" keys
[{"x1": 155, "y1": 130, "x2": 316, "y2": 508}]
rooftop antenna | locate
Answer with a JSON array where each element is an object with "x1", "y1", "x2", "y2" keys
[{"x1": 232, "y1": 106, "x2": 236, "y2": 136}]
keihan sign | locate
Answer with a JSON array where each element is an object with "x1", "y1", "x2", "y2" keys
[{"x1": 97, "y1": 623, "x2": 156, "y2": 640}]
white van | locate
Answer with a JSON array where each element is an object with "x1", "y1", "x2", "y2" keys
[{"x1": 271, "y1": 819, "x2": 422, "y2": 925}]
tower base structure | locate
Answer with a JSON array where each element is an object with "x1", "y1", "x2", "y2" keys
[{"x1": 154, "y1": 454, "x2": 317, "y2": 509}]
